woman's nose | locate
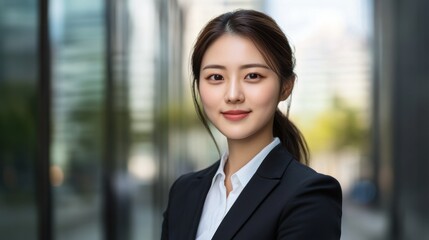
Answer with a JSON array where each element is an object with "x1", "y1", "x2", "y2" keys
[{"x1": 224, "y1": 79, "x2": 244, "y2": 103}]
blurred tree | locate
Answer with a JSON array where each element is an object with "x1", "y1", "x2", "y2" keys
[
  {"x1": 0, "y1": 83, "x2": 36, "y2": 155},
  {"x1": 302, "y1": 96, "x2": 368, "y2": 154},
  {"x1": 0, "y1": 82, "x2": 37, "y2": 203}
]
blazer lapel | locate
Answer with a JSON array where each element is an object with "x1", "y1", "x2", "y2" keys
[
  {"x1": 183, "y1": 161, "x2": 219, "y2": 239},
  {"x1": 212, "y1": 145, "x2": 293, "y2": 240}
]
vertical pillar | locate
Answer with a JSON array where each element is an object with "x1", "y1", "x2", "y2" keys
[
  {"x1": 103, "y1": 0, "x2": 117, "y2": 239},
  {"x1": 104, "y1": 0, "x2": 132, "y2": 239},
  {"x1": 377, "y1": 0, "x2": 429, "y2": 239},
  {"x1": 37, "y1": 0, "x2": 52, "y2": 239},
  {"x1": 153, "y1": 0, "x2": 184, "y2": 238}
]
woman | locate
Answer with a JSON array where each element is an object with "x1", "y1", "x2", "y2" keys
[{"x1": 162, "y1": 9, "x2": 342, "y2": 240}]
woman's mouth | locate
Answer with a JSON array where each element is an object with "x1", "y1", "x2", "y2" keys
[{"x1": 221, "y1": 110, "x2": 251, "y2": 121}]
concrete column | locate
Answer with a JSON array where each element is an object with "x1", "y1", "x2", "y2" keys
[{"x1": 377, "y1": 0, "x2": 429, "y2": 239}]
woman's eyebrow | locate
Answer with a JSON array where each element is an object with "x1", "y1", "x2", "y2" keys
[
  {"x1": 240, "y1": 63, "x2": 270, "y2": 69},
  {"x1": 202, "y1": 64, "x2": 225, "y2": 70},
  {"x1": 202, "y1": 63, "x2": 269, "y2": 70}
]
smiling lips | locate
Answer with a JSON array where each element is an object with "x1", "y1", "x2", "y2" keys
[{"x1": 221, "y1": 110, "x2": 251, "y2": 121}]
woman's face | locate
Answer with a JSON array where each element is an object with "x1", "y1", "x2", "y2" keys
[{"x1": 199, "y1": 34, "x2": 286, "y2": 142}]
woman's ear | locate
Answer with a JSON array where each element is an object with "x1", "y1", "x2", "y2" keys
[{"x1": 280, "y1": 77, "x2": 295, "y2": 101}]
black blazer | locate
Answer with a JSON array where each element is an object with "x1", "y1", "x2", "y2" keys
[{"x1": 161, "y1": 145, "x2": 342, "y2": 240}]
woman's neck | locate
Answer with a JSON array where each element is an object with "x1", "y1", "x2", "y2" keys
[{"x1": 225, "y1": 134, "x2": 273, "y2": 177}]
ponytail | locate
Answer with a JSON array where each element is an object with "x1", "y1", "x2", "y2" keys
[{"x1": 273, "y1": 110, "x2": 309, "y2": 165}]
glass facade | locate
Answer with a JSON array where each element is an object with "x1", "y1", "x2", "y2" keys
[
  {"x1": 50, "y1": 0, "x2": 106, "y2": 239},
  {"x1": 0, "y1": 0, "x2": 39, "y2": 239}
]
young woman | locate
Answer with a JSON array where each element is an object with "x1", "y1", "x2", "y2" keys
[{"x1": 162, "y1": 9, "x2": 342, "y2": 240}]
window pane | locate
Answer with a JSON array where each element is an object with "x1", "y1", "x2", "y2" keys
[
  {"x1": 127, "y1": 1, "x2": 158, "y2": 238},
  {"x1": 0, "y1": 0, "x2": 38, "y2": 239},
  {"x1": 50, "y1": 0, "x2": 106, "y2": 239}
]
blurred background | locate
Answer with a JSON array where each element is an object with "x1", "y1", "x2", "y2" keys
[{"x1": 0, "y1": 0, "x2": 428, "y2": 239}]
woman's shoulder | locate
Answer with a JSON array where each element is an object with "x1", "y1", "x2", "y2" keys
[
  {"x1": 275, "y1": 156, "x2": 343, "y2": 239},
  {"x1": 278, "y1": 156, "x2": 342, "y2": 204},
  {"x1": 266, "y1": 145, "x2": 342, "y2": 197},
  {"x1": 288, "y1": 158, "x2": 340, "y2": 187},
  {"x1": 268, "y1": 145, "x2": 341, "y2": 189}
]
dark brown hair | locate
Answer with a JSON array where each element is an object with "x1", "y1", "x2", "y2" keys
[{"x1": 191, "y1": 9, "x2": 309, "y2": 164}]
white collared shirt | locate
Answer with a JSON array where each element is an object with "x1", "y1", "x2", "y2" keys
[{"x1": 196, "y1": 138, "x2": 281, "y2": 240}]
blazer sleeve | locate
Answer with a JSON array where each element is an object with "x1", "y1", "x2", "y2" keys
[
  {"x1": 161, "y1": 209, "x2": 168, "y2": 240},
  {"x1": 161, "y1": 191, "x2": 171, "y2": 240},
  {"x1": 277, "y1": 173, "x2": 342, "y2": 240}
]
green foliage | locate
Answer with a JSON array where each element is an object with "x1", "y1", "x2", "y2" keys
[
  {"x1": 299, "y1": 96, "x2": 368, "y2": 153},
  {"x1": 0, "y1": 83, "x2": 37, "y2": 158},
  {"x1": 155, "y1": 100, "x2": 201, "y2": 130}
]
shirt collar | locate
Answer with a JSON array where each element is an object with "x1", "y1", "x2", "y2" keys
[
  {"x1": 211, "y1": 137, "x2": 281, "y2": 187},
  {"x1": 211, "y1": 151, "x2": 228, "y2": 184}
]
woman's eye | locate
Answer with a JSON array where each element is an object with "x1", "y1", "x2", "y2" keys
[
  {"x1": 209, "y1": 74, "x2": 224, "y2": 81},
  {"x1": 245, "y1": 73, "x2": 261, "y2": 80}
]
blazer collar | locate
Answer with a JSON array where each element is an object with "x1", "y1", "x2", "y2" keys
[
  {"x1": 185, "y1": 161, "x2": 220, "y2": 239},
  {"x1": 212, "y1": 145, "x2": 294, "y2": 240}
]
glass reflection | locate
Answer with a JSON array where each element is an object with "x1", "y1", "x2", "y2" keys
[
  {"x1": 50, "y1": 0, "x2": 106, "y2": 239},
  {"x1": 127, "y1": 0, "x2": 158, "y2": 238},
  {"x1": 0, "y1": 0, "x2": 38, "y2": 239}
]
